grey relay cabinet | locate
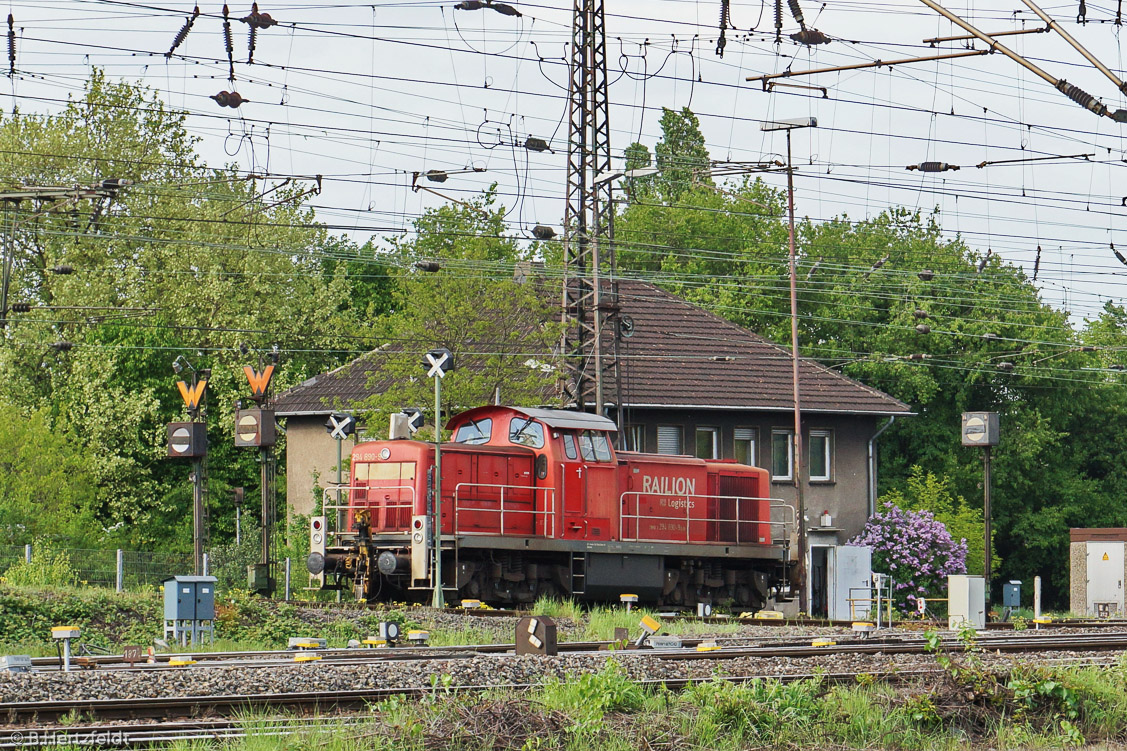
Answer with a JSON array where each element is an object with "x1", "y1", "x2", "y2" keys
[{"x1": 162, "y1": 575, "x2": 217, "y2": 645}]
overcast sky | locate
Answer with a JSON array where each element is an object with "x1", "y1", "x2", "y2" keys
[{"x1": 8, "y1": 0, "x2": 1127, "y2": 322}]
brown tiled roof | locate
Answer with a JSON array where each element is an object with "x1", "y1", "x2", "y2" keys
[
  {"x1": 275, "y1": 279, "x2": 911, "y2": 418},
  {"x1": 274, "y1": 350, "x2": 394, "y2": 417},
  {"x1": 609, "y1": 280, "x2": 911, "y2": 416}
]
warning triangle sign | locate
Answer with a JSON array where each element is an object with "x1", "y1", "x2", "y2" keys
[{"x1": 1103, "y1": 552, "x2": 1110, "y2": 561}]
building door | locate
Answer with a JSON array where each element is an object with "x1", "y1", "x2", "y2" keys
[
  {"x1": 829, "y1": 545, "x2": 872, "y2": 621},
  {"x1": 1087, "y1": 542, "x2": 1124, "y2": 616},
  {"x1": 810, "y1": 546, "x2": 829, "y2": 618}
]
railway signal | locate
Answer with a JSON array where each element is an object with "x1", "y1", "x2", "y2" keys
[
  {"x1": 324, "y1": 413, "x2": 356, "y2": 440},
  {"x1": 425, "y1": 348, "x2": 454, "y2": 609},
  {"x1": 423, "y1": 348, "x2": 453, "y2": 378},
  {"x1": 401, "y1": 408, "x2": 424, "y2": 434},
  {"x1": 962, "y1": 411, "x2": 1000, "y2": 609}
]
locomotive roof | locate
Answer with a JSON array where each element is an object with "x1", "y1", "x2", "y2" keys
[{"x1": 449, "y1": 406, "x2": 618, "y2": 432}]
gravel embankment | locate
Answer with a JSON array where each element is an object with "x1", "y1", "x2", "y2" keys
[{"x1": 0, "y1": 645, "x2": 1115, "y2": 704}]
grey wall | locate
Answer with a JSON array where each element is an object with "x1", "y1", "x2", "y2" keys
[{"x1": 619, "y1": 408, "x2": 881, "y2": 543}]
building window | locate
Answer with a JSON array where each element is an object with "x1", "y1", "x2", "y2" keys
[
  {"x1": 771, "y1": 429, "x2": 794, "y2": 481},
  {"x1": 657, "y1": 425, "x2": 683, "y2": 455},
  {"x1": 734, "y1": 427, "x2": 757, "y2": 466},
  {"x1": 809, "y1": 429, "x2": 833, "y2": 481},
  {"x1": 624, "y1": 425, "x2": 645, "y2": 452},
  {"x1": 695, "y1": 427, "x2": 719, "y2": 459}
]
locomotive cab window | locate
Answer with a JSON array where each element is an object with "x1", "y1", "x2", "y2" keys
[
  {"x1": 578, "y1": 430, "x2": 612, "y2": 462},
  {"x1": 562, "y1": 432, "x2": 578, "y2": 460},
  {"x1": 508, "y1": 417, "x2": 545, "y2": 448},
  {"x1": 453, "y1": 418, "x2": 492, "y2": 445}
]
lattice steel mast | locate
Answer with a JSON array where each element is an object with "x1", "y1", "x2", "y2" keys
[{"x1": 561, "y1": 0, "x2": 619, "y2": 417}]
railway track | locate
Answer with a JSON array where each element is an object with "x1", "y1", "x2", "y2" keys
[
  {"x1": 5, "y1": 631, "x2": 1127, "y2": 725},
  {"x1": 2, "y1": 654, "x2": 1120, "y2": 739},
  {"x1": 25, "y1": 626, "x2": 1127, "y2": 673}
]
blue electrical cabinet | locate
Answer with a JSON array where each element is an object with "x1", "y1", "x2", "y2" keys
[
  {"x1": 163, "y1": 575, "x2": 218, "y2": 621},
  {"x1": 1002, "y1": 580, "x2": 1022, "y2": 609}
]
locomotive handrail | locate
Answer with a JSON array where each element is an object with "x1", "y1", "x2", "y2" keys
[
  {"x1": 769, "y1": 501, "x2": 798, "y2": 546},
  {"x1": 321, "y1": 485, "x2": 417, "y2": 542},
  {"x1": 452, "y1": 482, "x2": 556, "y2": 538},
  {"x1": 618, "y1": 491, "x2": 791, "y2": 545}
]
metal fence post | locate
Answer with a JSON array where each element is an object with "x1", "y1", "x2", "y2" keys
[
  {"x1": 24, "y1": 543, "x2": 31, "y2": 564},
  {"x1": 202, "y1": 553, "x2": 209, "y2": 576},
  {"x1": 284, "y1": 554, "x2": 293, "y2": 604},
  {"x1": 115, "y1": 549, "x2": 124, "y2": 593}
]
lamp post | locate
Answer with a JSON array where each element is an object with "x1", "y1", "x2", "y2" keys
[{"x1": 761, "y1": 116, "x2": 817, "y2": 613}]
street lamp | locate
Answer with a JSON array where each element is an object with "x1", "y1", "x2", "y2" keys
[{"x1": 761, "y1": 116, "x2": 817, "y2": 614}]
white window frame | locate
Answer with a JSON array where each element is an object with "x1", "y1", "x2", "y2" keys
[
  {"x1": 657, "y1": 425, "x2": 683, "y2": 455},
  {"x1": 771, "y1": 429, "x2": 794, "y2": 481},
  {"x1": 695, "y1": 426, "x2": 719, "y2": 459},
  {"x1": 624, "y1": 424, "x2": 645, "y2": 452},
  {"x1": 734, "y1": 427, "x2": 757, "y2": 467},
  {"x1": 809, "y1": 429, "x2": 833, "y2": 482}
]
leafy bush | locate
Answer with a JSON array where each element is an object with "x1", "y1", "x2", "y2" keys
[
  {"x1": 2, "y1": 541, "x2": 78, "y2": 588},
  {"x1": 881, "y1": 467, "x2": 996, "y2": 577},
  {"x1": 849, "y1": 502, "x2": 967, "y2": 612}
]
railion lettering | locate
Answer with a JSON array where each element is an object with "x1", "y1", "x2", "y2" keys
[{"x1": 641, "y1": 475, "x2": 696, "y2": 496}]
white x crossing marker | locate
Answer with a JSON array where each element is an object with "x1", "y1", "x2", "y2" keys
[
  {"x1": 325, "y1": 413, "x2": 356, "y2": 440},
  {"x1": 425, "y1": 349, "x2": 452, "y2": 378}
]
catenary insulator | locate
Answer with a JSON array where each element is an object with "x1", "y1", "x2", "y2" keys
[
  {"x1": 166, "y1": 6, "x2": 199, "y2": 58},
  {"x1": 905, "y1": 353, "x2": 931, "y2": 361},
  {"x1": 907, "y1": 162, "x2": 959, "y2": 172},
  {"x1": 982, "y1": 333, "x2": 1000, "y2": 341},
  {"x1": 10, "y1": 302, "x2": 30, "y2": 313},
  {"x1": 415, "y1": 261, "x2": 441, "y2": 272},
  {"x1": 210, "y1": 90, "x2": 248, "y2": 108},
  {"x1": 8, "y1": 13, "x2": 15, "y2": 76},
  {"x1": 1056, "y1": 79, "x2": 1109, "y2": 117},
  {"x1": 997, "y1": 362, "x2": 1015, "y2": 372},
  {"x1": 774, "y1": 0, "x2": 783, "y2": 42},
  {"x1": 532, "y1": 225, "x2": 556, "y2": 240},
  {"x1": 791, "y1": 29, "x2": 830, "y2": 45},
  {"x1": 51, "y1": 265, "x2": 74, "y2": 275},
  {"x1": 524, "y1": 136, "x2": 550, "y2": 152},
  {"x1": 913, "y1": 309, "x2": 929, "y2": 319},
  {"x1": 425, "y1": 170, "x2": 448, "y2": 183},
  {"x1": 787, "y1": 0, "x2": 806, "y2": 29},
  {"x1": 50, "y1": 341, "x2": 73, "y2": 352},
  {"x1": 918, "y1": 269, "x2": 934, "y2": 281},
  {"x1": 915, "y1": 324, "x2": 931, "y2": 334}
]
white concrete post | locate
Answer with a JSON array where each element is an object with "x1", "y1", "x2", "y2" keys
[
  {"x1": 24, "y1": 543, "x2": 31, "y2": 564},
  {"x1": 284, "y1": 557, "x2": 292, "y2": 601},
  {"x1": 202, "y1": 553, "x2": 209, "y2": 576},
  {"x1": 115, "y1": 549, "x2": 124, "y2": 593},
  {"x1": 1034, "y1": 576, "x2": 1042, "y2": 620}
]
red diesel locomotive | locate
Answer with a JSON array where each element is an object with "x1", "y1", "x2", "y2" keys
[{"x1": 307, "y1": 405, "x2": 796, "y2": 608}]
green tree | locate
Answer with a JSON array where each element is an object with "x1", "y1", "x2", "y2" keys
[
  {"x1": 0, "y1": 403, "x2": 98, "y2": 545},
  {"x1": 354, "y1": 190, "x2": 561, "y2": 436},
  {"x1": 0, "y1": 72, "x2": 368, "y2": 548}
]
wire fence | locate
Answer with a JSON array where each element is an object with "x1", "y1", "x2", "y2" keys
[{"x1": 0, "y1": 544, "x2": 243, "y2": 592}]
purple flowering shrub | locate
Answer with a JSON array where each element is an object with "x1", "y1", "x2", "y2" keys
[{"x1": 848, "y1": 502, "x2": 968, "y2": 613}]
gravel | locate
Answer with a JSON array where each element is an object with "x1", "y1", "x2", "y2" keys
[{"x1": 0, "y1": 635, "x2": 1121, "y2": 705}]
